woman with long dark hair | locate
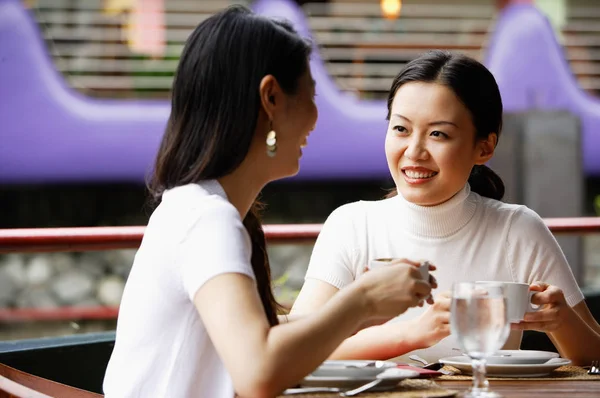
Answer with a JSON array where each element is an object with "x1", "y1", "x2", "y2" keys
[
  {"x1": 292, "y1": 50, "x2": 600, "y2": 365},
  {"x1": 102, "y1": 6, "x2": 432, "y2": 397}
]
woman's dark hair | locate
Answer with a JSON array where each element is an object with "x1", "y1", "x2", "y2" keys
[
  {"x1": 386, "y1": 50, "x2": 505, "y2": 201},
  {"x1": 149, "y1": 5, "x2": 312, "y2": 326}
]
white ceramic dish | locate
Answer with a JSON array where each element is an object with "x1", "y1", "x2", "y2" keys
[
  {"x1": 439, "y1": 356, "x2": 571, "y2": 378},
  {"x1": 301, "y1": 368, "x2": 420, "y2": 391},
  {"x1": 311, "y1": 360, "x2": 398, "y2": 378},
  {"x1": 485, "y1": 350, "x2": 560, "y2": 365}
]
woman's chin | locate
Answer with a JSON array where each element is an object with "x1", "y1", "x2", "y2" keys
[
  {"x1": 272, "y1": 162, "x2": 301, "y2": 181},
  {"x1": 398, "y1": 187, "x2": 441, "y2": 207}
]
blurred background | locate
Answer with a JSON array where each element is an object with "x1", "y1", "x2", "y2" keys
[{"x1": 1, "y1": 0, "x2": 600, "y2": 341}]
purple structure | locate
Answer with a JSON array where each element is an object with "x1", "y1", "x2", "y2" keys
[
  {"x1": 0, "y1": 0, "x2": 599, "y2": 184},
  {"x1": 486, "y1": 4, "x2": 600, "y2": 176},
  {"x1": 0, "y1": 0, "x2": 169, "y2": 184}
]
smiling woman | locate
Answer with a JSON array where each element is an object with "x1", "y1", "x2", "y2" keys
[
  {"x1": 291, "y1": 50, "x2": 600, "y2": 366},
  {"x1": 386, "y1": 81, "x2": 495, "y2": 206},
  {"x1": 384, "y1": 51, "x2": 504, "y2": 205}
]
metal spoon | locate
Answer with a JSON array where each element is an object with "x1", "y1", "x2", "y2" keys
[
  {"x1": 340, "y1": 368, "x2": 408, "y2": 397},
  {"x1": 409, "y1": 354, "x2": 455, "y2": 375},
  {"x1": 283, "y1": 387, "x2": 343, "y2": 395},
  {"x1": 409, "y1": 354, "x2": 444, "y2": 370}
]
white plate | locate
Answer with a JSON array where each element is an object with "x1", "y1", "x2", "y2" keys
[
  {"x1": 439, "y1": 356, "x2": 571, "y2": 378},
  {"x1": 311, "y1": 360, "x2": 397, "y2": 378},
  {"x1": 485, "y1": 350, "x2": 560, "y2": 365},
  {"x1": 301, "y1": 368, "x2": 420, "y2": 391}
]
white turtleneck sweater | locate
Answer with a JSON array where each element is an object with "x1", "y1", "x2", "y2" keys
[{"x1": 304, "y1": 184, "x2": 584, "y2": 362}]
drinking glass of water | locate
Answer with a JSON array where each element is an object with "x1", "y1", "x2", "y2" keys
[{"x1": 451, "y1": 282, "x2": 510, "y2": 398}]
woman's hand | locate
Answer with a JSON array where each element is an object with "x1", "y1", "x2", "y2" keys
[
  {"x1": 357, "y1": 258, "x2": 433, "y2": 320},
  {"x1": 511, "y1": 282, "x2": 572, "y2": 332},
  {"x1": 412, "y1": 290, "x2": 452, "y2": 348},
  {"x1": 364, "y1": 259, "x2": 437, "y2": 305}
]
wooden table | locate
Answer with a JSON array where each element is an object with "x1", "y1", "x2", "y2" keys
[
  {"x1": 437, "y1": 379, "x2": 600, "y2": 397},
  {"x1": 278, "y1": 378, "x2": 600, "y2": 397}
]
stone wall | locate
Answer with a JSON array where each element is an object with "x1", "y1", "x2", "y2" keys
[
  {"x1": 0, "y1": 251, "x2": 133, "y2": 310},
  {"x1": 0, "y1": 244, "x2": 316, "y2": 314}
]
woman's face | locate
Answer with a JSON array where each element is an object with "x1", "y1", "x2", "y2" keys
[
  {"x1": 267, "y1": 67, "x2": 318, "y2": 179},
  {"x1": 385, "y1": 82, "x2": 494, "y2": 206}
]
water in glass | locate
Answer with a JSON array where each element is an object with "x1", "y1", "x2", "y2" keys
[
  {"x1": 451, "y1": 282, "x2": 510, "y2": 398},
  {"x1": 452, "y1": 295, "x2": 510, "y2": 359}
]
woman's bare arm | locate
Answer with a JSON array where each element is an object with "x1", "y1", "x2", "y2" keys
[
  {"x1": 291, "y1": 279, "x2": 440, "y2": 360},
  {"x1": 195, "y1": 263, "x2": 430, "y2": 398}
]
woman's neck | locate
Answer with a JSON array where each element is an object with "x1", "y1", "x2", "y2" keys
[
  {"x1": 218, "y1": 168, "x2": 266, "y2": 220},
  {"x1": 394, "y1": 184, "x2": 478, "y2": 238}
]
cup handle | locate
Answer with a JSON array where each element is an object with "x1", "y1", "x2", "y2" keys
[{"x1": 527, "y1": 291, "x2": 541, "y2": 312}]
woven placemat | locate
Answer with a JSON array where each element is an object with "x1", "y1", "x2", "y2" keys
[
  {"x1": 277, "y1": 379, "x2": 458, "y2": 397},
  {"x1": 438, "y1": 365, "x2": 600, "y2": 381}
]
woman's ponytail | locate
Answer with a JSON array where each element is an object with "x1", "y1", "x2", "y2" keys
[{"x1": 468, "y1": 164, "x2": 505, "y2": 201}]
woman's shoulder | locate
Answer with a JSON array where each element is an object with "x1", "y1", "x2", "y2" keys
[
  {"x1": 477, "y1": 195, "x2": 548, "y2": 235},
  {"x1": 149, "y1": 184, "x2": 243, "y2": 241},
  {"x1": 162, "y1": 183, "x2": 239, "y2": 218}
]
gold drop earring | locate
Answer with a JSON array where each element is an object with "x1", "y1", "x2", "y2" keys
[{"x1": 266, "y1": 129, "x2": 277, "y2": 157}]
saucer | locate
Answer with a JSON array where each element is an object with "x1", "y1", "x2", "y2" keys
[
  {"x1": 311, "y1": 360, "x2": 398, "y2": 378},
  {"x1": 301, "y1": 368, "x2": 420, "y2": 391},
  {"x1": 485, "y1": 350, "x2": 560, "y2": 365},
  {"x1": 439, "y1": 356, "x2": 571, "y2": 378}
]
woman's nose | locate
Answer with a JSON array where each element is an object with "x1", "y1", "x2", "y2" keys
[{"x1": 404, "y1": 136, "x2": 428, "y2": 161}]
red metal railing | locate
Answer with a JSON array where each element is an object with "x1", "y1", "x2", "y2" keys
[
  {"x1": 0, "y1": 307, "x2": 120, "y2": 322},
  {"x1": 0, "y1": 218, "x2": 599, "y2": 322},
  {"x1": 1, "y1": 218, "x2": 600, "y2": 254},
  {"x1": 0, "y1": 224, "x2": 323, "y2": 254}
]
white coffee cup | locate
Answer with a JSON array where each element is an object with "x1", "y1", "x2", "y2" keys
[
  {"x1": 475, "y1": 281, "x2": 541, "y2": 323},
  {"x1": 368, "y1": 258, "x2": 430, "y2": 281}
]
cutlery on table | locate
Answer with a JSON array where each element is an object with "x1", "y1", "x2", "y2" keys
[
  {"x1": 283, "y1": 387, "x2": 342, "y2": 395},
  {"x1": 283, "y1": 374, "x2": 390, "y2": 397},
  {"x1": 339, "y1": 368, "x2": 409, "y2": 397},
  {"x1": 409, "y1": 354, "x2": 454, "y2": 375},
  {"x1": 338, "y1": 378, "x2": 384, "y2": 397}
]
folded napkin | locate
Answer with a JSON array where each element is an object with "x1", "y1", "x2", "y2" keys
[{"x1": 396, "y1": 364, "x2": 443, "y2": 378}]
